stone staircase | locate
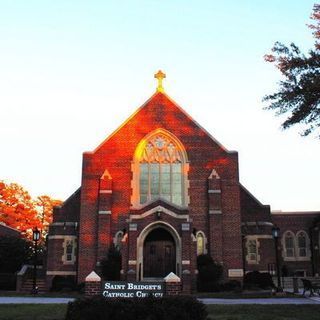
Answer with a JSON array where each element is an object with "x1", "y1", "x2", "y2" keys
[{"x1": 20, "y1": 278, "x2": 47, "y2": 293}]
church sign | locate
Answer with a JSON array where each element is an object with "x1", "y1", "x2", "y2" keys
[{"x1": 102, "y1": 281, "x2": 164, "y2": 298}]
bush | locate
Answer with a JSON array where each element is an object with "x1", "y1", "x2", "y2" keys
[
  {"x1": 100, "y1": 244, "x2": 121, "y2": 281},
  {"x1": 244, "y1": 271, "x2": 274, "y2": 289},
  {"x1": 197, "y1": 254, "x2": 223, "y2": 292},
  {"x1": 0, "y1": 273, "x2": 16, "y2": 290},
  {"x1": 65, "y1": 296, "x2": 208, "y2": 320},
  {"x1": 51, "y1": 275, "x2": 76, "y2": 292},
  {"x1": 222, "y1": 280, "x2": 242, "y2": 292}
]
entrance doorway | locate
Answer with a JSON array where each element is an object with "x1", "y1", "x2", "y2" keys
[{"x1": 143, "y1": 228, "x2": 176, "y2": 278}]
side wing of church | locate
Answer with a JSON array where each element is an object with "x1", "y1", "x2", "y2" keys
[{"x1": 46, "y1": 72, "x2": 320, "y2": 292}]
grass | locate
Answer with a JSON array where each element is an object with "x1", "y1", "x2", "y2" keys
[
  {"x1": 206, "y1": 305, "x2": 320, "y2": 320},
  {"x1": 0, "y1": 304, "x2": 320, "y2": 320},
  {"x1": 0, "y1": 304, "x2": 67, "y2": 320}
]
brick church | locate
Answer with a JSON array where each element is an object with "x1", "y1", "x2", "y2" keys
[{"x1": 46, "y1": 71, "x2": 320, "y2": 291}]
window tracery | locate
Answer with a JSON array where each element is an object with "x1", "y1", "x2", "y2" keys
[{"x1": 132, "y1": 130, "x2": 189, "y2": 207}]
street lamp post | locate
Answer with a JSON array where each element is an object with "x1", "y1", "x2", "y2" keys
[
  {"x1": 272, "y1": 226, "x2": 282, "y2": 292},
  {"x1": 32, "y1": 227, "x2": 41, "y2": 295}
]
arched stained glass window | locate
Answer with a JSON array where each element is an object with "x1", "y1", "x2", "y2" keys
[{"x1": 139, "y1": 134, "x2": 184, "y2": 206}]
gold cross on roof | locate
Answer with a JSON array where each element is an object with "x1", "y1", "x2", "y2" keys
[{"x1": 154, "y1": 70, "x2": 166, "y2": 93}]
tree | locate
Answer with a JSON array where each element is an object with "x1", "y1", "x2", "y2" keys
[
  {"x1": 35, "y1": 195, "x2": 62, "y2": 238},
  {"x1": 263, "y1": 4, "x2": 320, "y2": 138},
  {"x1": 0, "y1": 236, "x2": 33, "y2": 273},
  {"x1": 0, "y1": 181, "x2": 62, "y2": 239},
  {"x1": 0, "y1": 182, "x2": 39, "y2": 237}
]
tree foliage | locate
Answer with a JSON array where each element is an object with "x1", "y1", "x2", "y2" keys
[
  {"x1": 264, "y1": 4, "x2": 320, "y2": 137},
  {"x1": 0, "y1": 181, "x2": 62, "y2": 239},
  {"x1": 0, "y1": 236, "x2": 33, "y2": 273}
]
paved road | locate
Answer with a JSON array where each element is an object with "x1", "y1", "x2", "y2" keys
[{"x1": 0, "y1": 296, "x2": 319, "y2": 304}]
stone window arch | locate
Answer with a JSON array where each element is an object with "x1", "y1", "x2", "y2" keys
[
  {"x1": 131, "y1": 129, "x2": 189, "y2": 208},
  {"x1": 282, "y1": 231, "x2": 295, "y2": 259}
]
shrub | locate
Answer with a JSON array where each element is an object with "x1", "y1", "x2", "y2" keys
[
  {"x1": 197, "y1": 254, "x2": 223, "y2": 292},
  {"x1": 65, "y1": 296, "x2": 208, "y2": 320},
  {"x1": 51, "y1": 275, "x2": 76, "y2": 292},
  {"x1": 222, "y1": 280, "x2": 242, "y2": 292},
  {"x1": 244, "y1": 271, "x2": 274, "y2": 289},
  {"x1": 100, "y1": 244, "x2": 121, "y2": 281},
  {"x1": 0, "y1": 273, "x2": 16, "y2": 290}
]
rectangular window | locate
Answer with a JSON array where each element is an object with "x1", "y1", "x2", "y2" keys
[
  {"x1": 247, "y1": 239, "x2": 258, "y2": 264},
  {"x1": 62, "y1": 238, "x2": 76, "y2": 264},
  {"x1": 66, "y1": 241, "x2": 73, "y2": 261}
]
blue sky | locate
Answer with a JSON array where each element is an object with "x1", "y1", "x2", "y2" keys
[{"x1": 0, "y1": 0, "x2": 319, "y2": 211}]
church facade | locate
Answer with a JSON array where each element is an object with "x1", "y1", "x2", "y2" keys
[{"x1": 46, "y1": 72, "x2": 320, "y2": 292}]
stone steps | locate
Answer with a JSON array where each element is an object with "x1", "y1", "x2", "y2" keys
[{"x1": 20, "y1": 279, "x2": 47, "y2": 293}]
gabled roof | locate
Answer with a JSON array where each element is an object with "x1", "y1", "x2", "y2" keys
[{"x1": 87, "y1": 91, "x2": 233, "y2": 154}]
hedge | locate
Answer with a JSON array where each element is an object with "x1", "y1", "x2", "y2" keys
[{"x1": 65, "y1": 295, "x2": 208, "y2": 320}]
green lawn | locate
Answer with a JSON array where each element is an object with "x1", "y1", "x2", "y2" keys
[
  {"x1": 206, "y1": 305, "x2": 320, "y2": 320},
  {"x1": 0, "y1": 304, "x2": 320, "y2": 320},
  {"x1": 0, "y1": 304, "x2": 67, "y2": 320}
]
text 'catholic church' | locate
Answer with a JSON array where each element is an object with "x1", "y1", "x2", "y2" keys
[{"x1": 46, "y1": 72, "x2": 320, "y2": 293}]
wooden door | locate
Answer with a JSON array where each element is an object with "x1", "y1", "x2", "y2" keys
[{"x1": 143, "y1": 228, "x2": 176, "y2": 278}]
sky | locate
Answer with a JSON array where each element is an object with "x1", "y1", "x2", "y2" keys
[{"x1": 0, "y1": 0, "x2": 319, "y2": 211}]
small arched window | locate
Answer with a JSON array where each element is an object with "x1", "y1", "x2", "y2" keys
[
  {"x1": 196, "y1": 232, "x2": 205, "y2": 255},
  {"x1": 283, "y1": 231, "x2": 295, "y2": 258},
  {"x1": 297, "y1": 231, "x2": 308, "y2": 257},
  {"x1": 114, "y1": 231, "x2": 124, "y2": 251}
]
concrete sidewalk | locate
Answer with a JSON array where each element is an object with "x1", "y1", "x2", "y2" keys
[
  {"x1": 0, "y1": 297, "x2": 75, "y2": 304},
  {"x1": 199, "y1": 297, "x2": 320, "y2": 304},
  {"x1": 0, "y1": 296, "x2": 319, "y2": 304}
]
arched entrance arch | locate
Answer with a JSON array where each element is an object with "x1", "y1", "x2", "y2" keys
[{"x1": 137, "y1": 222, "x2": 181, "y2": 280}]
